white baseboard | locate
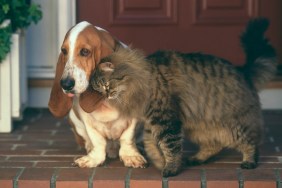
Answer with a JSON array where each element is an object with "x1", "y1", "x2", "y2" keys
[{"x1": 259, "y1": 89, "x2": 282, "y2": 110}]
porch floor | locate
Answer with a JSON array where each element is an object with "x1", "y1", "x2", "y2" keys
[{"x1": 0, "y1": 108, "x2": 282, "y2": 188}]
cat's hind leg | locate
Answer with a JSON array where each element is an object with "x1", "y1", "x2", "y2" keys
[
  {"x1": 149, "y1": 120, "x2": 184, "y2": 177},
  {"x1": 187, "y1": 144, "x2": 223, "y2": 166},
  {"x1": 143, "y1": 126, "x2": 165, "y2": 170},
  {"x1": 231, "y1": 110, "x2": 261, "y2": 169},
  {"x1": 236, "y1": 144, "x2": 259, "y2": 169}
]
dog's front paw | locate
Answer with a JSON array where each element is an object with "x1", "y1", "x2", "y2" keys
[
  {"x1": 74, "y1": 155, "x2": 104, "y2": 168},
  {"x1": 120, "y1": 153, "x2": 148, "y2": 168}
]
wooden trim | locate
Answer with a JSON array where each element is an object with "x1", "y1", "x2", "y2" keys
[{"x1": 28, "y1": 79, "x2": 54, "y2": 88}]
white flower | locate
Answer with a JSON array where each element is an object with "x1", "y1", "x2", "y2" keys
[{"x1": 0, "y1": 20, "x2": 11, "y2": 28}]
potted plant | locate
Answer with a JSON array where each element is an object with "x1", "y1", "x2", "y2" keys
[
  {"x1": 0, "y1": 0, "x2": 42, "y2": 62},
  {"x1": 0, "y1": 0, "x2": 42, "y2": 132}
]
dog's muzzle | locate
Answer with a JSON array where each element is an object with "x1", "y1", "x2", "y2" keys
[{"x1": 60, "y1": 76, "x2": 75, "y2": 92}]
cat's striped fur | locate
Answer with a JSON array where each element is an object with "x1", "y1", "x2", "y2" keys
[{"x1": 90, "y1": 18, "x2": 277, "y2": 177}]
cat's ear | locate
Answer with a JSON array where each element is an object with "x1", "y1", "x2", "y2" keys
[{"x1": 99, "y1": 62, "x2": 115, "y2": 72}]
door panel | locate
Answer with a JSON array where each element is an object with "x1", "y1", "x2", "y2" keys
[
  {"x1": 110, "y1": 0, "x2": 177, "y2": 25},
  {"x1": 77, "y1": 0, "x2": 281, "y2": 66}
]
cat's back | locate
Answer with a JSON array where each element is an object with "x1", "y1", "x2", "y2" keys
[
  {"x1": 146, "y1": 50, "x2": 240, "y2": 83},
  {"x1": 148, "y1": 50, "x2": 256, "y2": 99}
]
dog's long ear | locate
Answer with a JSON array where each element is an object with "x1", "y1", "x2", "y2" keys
[
  {"x1": 98, "y1": 30, "x2": 117, "y2": 58},
  {"x1": 79, "y1": 87, "x2": 104, "y2": 113},
  {"x1": 48, "y1": 53, "x2": 73, "y2": 118}
]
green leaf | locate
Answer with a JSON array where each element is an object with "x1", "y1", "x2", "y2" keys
[
  {"x1": 2, "y1": 4, "x2": 10, "y2": 14},
  {"x1": 0, "y1": 24, "x2": 12, "y2": 63}
]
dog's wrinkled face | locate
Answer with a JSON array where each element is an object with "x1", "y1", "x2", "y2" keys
[{"x1": 60, "y1": 21, "x2": 101, "y2": 97}]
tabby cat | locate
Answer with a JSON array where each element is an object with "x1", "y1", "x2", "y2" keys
[{"x1": 90, "y1": 18, "x2": 277, "y2": 177}]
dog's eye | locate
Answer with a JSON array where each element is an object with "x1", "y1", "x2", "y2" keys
[
  {"x1": 61, "y1": 48, "x2": 67, "y2": 55},
  {"x1": 80, "y1": 48, "x2": 90, "y2": 57}
]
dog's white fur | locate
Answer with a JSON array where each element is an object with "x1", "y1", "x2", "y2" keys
[{"x1": 61, "y1": 22, "x2": 146, "y2": 168}]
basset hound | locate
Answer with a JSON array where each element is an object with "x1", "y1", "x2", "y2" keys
[{"x1": 48, "y1": 21, "x2": 147, "y2": 168}]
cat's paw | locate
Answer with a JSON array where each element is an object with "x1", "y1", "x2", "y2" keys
[
  {"x1": 120, "y1": 154, "x2": 148, "y2": 168},
  {"x1": 240, "y1": 161, "x2": 257, "y2": 169},
  {"x1": 161, "y1": 162, "x2": 182, "y2": 177},
  {"x1": 74, "y1": 155, "x2": 104, "y2": 168}
]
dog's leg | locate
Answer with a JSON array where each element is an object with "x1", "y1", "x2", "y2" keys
[
  {"x1": 74, "y1": 118, "x2": 107, "y2": 168},
  {"x1": 69, "y1": 109, "x2": 93, "y2": 153},
  {"x1": 119, "y1": 119, "x2": 147, "y2": 168}
]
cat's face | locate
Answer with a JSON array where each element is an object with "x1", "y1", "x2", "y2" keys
[{"x1": 91, "y1": 61, "x2": 126, "y2": 100}]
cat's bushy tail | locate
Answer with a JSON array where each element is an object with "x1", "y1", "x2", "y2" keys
[{"x1": 240, "y1": 18, "x2": 277, "y2": 90}]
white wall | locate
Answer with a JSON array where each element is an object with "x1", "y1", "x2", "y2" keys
[
  {"x1": 26, "y1": 0, "x2": 57, "y2": 78},
  {"x1": 26, "y1": 0, "x2": 76, "y2": 78},
  {"x1": 26, "y1": 0, "x2": 76, "y2": 107},
  {"x1": 259, "y1": 89, "x2": 282, "y2": 109}
]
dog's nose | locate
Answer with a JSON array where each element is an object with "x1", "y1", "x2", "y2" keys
[{"x1": 60, "y1": 77, "x2": 75, "y2": 91}]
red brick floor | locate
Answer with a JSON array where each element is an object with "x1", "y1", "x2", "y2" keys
[{"x1": 0, "y1": 108, "x2": 282, "y2": 188}]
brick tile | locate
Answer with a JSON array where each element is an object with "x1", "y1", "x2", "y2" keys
[
  {"x1": 15, "y1": 145, "x2": 79, "y2": 150},
  {"x1": 0, "y1": 144, "x2": 16, "y2": 149},
  {"x1": 8, "y1": 156, "x2": 75, "y2": 162},
  {"x1": 130, "y1": 167, "x2": 162, "y2": 188},
  {"x1": 0, "y1": 162, "x2": 34, "y2": 167},
  {"x1": 93, "y1": 167, "x2": 128, "y2": 188},
  {"x1": 21, "y1": 135, "x2": 74, "y2": 141},
  {"x1": 56, "y1": 168, "x2": 92, "y2": 188},
  {"x1": 0, "y1": 168, "x2": 21, "y2": 188},
  {"x1": 169, "y1": 169, "x2": 201, "y2": 188},
  {"x1": 51, "y1": 141, "x2": 80, "y2": 147},
  {"x1": 0, "y1": 134, "x2": 21, "y2": 141},
  {"x1": 0, "y1": 156, "x2": 7, "y2": 161},
  {"x1": 35, "y1": 162, "x2": 74, "y2": 168},
  {"x1": 205, "y1": 169, "x2": 238, "y2": 188},
  {"x1": 187, "y1": 162, "x2": 240, "y2": 169},
  {"x1": 242, "y1": 169, "x2": 276, "y2": 188},
  {"x1": 18, "y1": 168, "x2": 54, "y2": 188},
  {"x1": 257, "y1": 163, "x2": 282, "y2": 168},
  {"x1": 0, "y1": 150, "x2": 42, "y2": 155},
  {"x1": 244, "y1": 181, "x2": 276, "y2": 188},
  {"x1": 0, "y1": 141, "x2": 51, "y2": 147},
  {"x1": 44, "y1": 149, "x2": 85, "y2": 155},
  {"x1": 0, "y1": 109, "x2": 281, "y2": 186}
]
